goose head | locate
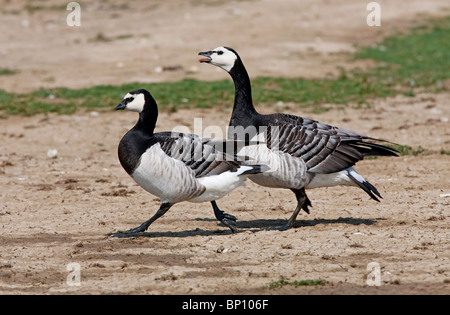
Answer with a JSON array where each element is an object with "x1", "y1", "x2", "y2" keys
[
  {"x1": 198, "y1": 46, "x2": 239, "y2": 72},
  {"x1": 115, "y1": 89, "x2": 150, "y2": 113}
]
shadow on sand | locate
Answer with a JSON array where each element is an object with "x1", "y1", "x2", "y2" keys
[{"x1": 108, "y1": 216, "x2": 385, "y2": 239}]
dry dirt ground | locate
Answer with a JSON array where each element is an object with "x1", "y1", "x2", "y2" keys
[{"x1": 1, "y1": 0, "x2": 449, "y2": 295}]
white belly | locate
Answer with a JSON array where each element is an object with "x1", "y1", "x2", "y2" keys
[
  {"x1": 189, "y1": 170, "x2": 247, "y2": 203},
  {"x1": 237, "y1": 136, "x2": 308, "y2": 189},
  {"x1": 307, "y1": 169, "x2": 358, "y2": 189},
  {"x1": 131, "y1": 144, "x2": 203, "y2": 203}
]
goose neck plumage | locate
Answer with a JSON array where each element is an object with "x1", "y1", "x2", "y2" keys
[
  {"x1": 135, "y1": 92, "x2": 158, "y2": 136},
  {"x1": 229, "y1": 58, "x2": 258, "y2": 126}
]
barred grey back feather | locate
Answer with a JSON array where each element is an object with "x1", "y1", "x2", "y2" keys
[
  {"x1": 264, "y1": 113, "x2": 398, "y2": 174},
  {"x1": 156, "y1": 132, "x2": 243, "y2": 178}
]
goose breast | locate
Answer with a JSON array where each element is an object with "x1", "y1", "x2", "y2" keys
[
  {"x1": 132, "y1": 143, "x2": 205, "y2": 204},
  {"x1": 237, "y1": 132, "x2": 308, "y2": 189}
]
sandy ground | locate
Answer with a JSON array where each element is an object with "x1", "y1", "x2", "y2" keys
[{"x1": 0, "y1": 0, "x2": 449, "y2": 295}]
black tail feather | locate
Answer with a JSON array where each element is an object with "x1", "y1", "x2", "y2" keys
[
  {"x1": 349, "y1": 141, "x2": 400, "y2": 157},
  {"x1": 240, "y1": 164, "x2": 270, "y2": 175},
  {"x1": 347, "y1": 172, "x2": 382, "y2": 202}
]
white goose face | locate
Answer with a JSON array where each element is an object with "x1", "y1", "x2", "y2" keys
[
  {"x1": 116, "y1": 92, "x2": 146, "y2": 113},
  {"x1": 198, "y1": 46, "x2": 237, "y2": 72}
]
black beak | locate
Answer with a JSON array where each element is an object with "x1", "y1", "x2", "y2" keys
[
  {"x1": 115, "y1": 101, "x2": 127, "y2": 111},
  {"x1": 198, "y1": 51, "x2": 213, "y2": 63}
]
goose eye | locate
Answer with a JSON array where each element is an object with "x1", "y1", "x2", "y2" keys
[{"x1": 217, "y1": 51, "x2": 224, "y2": 55}]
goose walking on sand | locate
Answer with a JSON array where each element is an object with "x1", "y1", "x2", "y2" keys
[
  {"x1": 113, "y1": 88, "x2": 267, "y2": 234},
  {"x1": 199, "y1": 46, "x2": 398, "y2": 230}
]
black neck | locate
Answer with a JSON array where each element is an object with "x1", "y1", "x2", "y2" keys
[
  {"x1": 135, "y1": 94, "x2": 158, "y2": 136},
  {"x1": 229, "y1": 59, "x2": 258, "y2": 119}
]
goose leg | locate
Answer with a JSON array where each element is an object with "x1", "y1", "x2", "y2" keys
[
  {"x1": 118, "y1": 202, "x2": 173, "y2": 234},
  {"x1": 281, "y1": 188, "x2": 312, "y2": 230},
  {"x1": 211, "y1": 201, "x2": 238, "y2": 233}
]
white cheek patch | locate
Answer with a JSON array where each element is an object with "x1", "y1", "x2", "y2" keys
[
  {"x1": 210, "y1": 46, "x2": 237, "y2": 72},
  {"x1": 126, "y1": 93, "x2": 145, "y2": 112}
]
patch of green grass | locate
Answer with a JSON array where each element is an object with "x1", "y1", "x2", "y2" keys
[
  {"x1": 0, "y1": 68, "x2": 18, "y2": 76},
  {"x1": 0, "y1": 72, "x2": 395, "y2": 115},
  {"x1": 368, "y1": 144, "x2": 447, "y2": 158},
  {"x1": 30, "y1": 79, "x2": 236, "y2": 110},
  {"x1": 388, "y1": 144, "x2": 429, "y2": 156},
  {"x1": 0, "y1": 91, "x2": 78, "y2": 116},
  {"x1": 88, "y1": 33, "x2": 135, "y2": 43},
  {"x1": 253, "y1": 68, "x2": 394, "y2": 110},
  {"x1": 0, "y1": 80, "x2": 233, "y2": 116},
  {"x1": 269, "y1": 279, "x2": 327, "y2": 290},
  {"x1": 24, "y1": 3, "x2": 67, "y2": 14},
  {"x1": 0, "y1": 17, "x2": 448, "y2": 116},
  {"x1": 355, "y1": 17, "x2": 450, "y2": 89}
]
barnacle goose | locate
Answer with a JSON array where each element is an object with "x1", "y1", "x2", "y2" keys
[
  {"x1": 199, "y1": 47, "x2": 398, "y2": 230},
  {"x1": 113, "y1": 89, "x2": 267, "y2": 234}
]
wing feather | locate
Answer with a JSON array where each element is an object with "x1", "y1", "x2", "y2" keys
[
  {"x1": 155, "y1": 132, "x2": 243, "y2": 178},
  {"x1": 261, "y1": 113, "x2": 398, "y2": 174}
]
